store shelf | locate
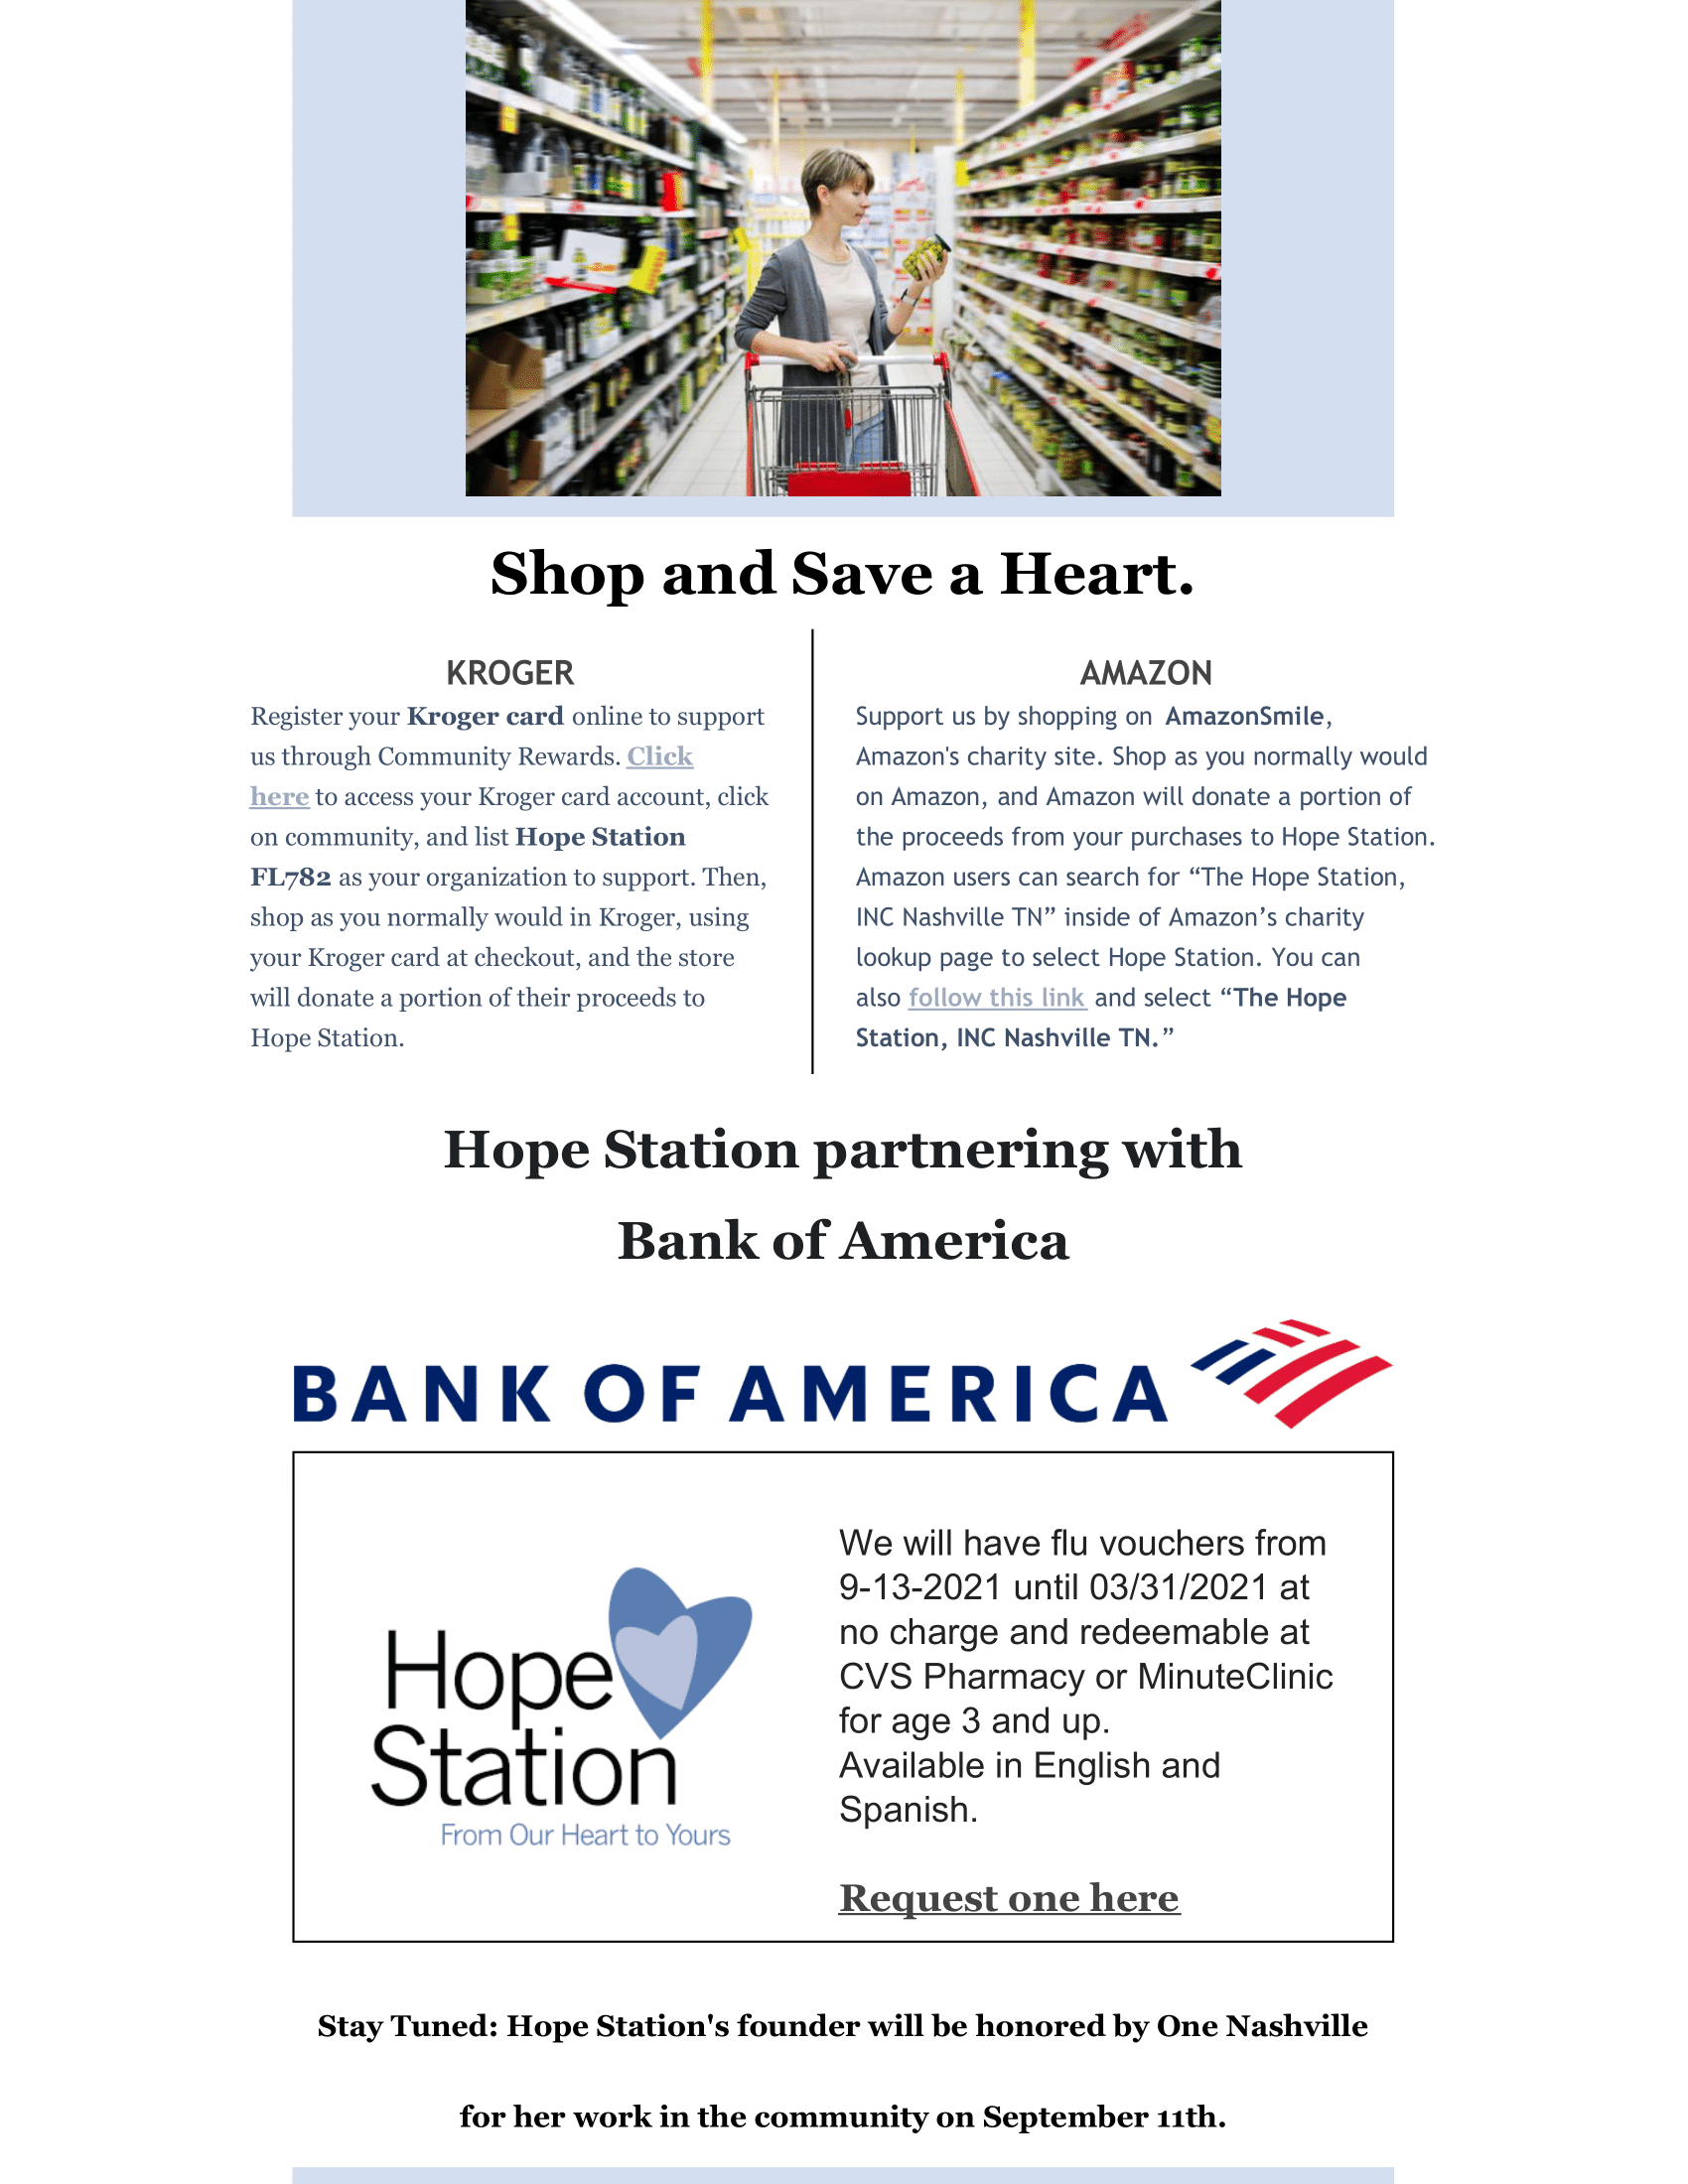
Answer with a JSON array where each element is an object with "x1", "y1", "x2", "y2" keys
[
  {"x1": 1035, "y1": 381, "x2": 1168, "y2": 494},
  {"x1": 466, "y1": 301, "x2": 700, "y2": 452},
  {"x1": 959, "y1": 231, "x2": 1221, "y2": 281},
  {"x1": 988, "y1": 295, "x2": 1219, "y2": 418},
  {"x1": 960, "y1": 198, "x2": 1222, "y2": 217},
  {"x1": 547, "y1": 196, "x2": 697, "y2": 220},
  {"x1": 467, "y1": 377, "x2": 558, "y2": 451},
  {"x1": 481, "y1": 0, "x2": 747, "y2": 149},
  {"x1": 957, "y1": 250, "x2": 1220, "y2": 348},
  {"x1": 962, "y1": 361, "x2": 1073, "y2": 490},
  {"x1": 465, "y1": 76, "x2": 548, "y2": 120},
  {"x1": 468, "y1": 289, "x2": 563, "y2": 337},
  {"x1": 955, "y1": 267, "x2": 1025, "y2": 314},
  {"x1": 983, "y1": 317, "x2": 1219, "y2": 486},
  {"x1": 468, "y1": 191, "x2": 697, "y2": 219},
  {"x1": 468, "y1": 268, "x2": 706, "y2": 335},
  {"x1": 467, "y1": 73, "x2": 699, "y2": 168},
  {"x1": 958, "y1": 1, "x2": 1218, "y2": 153},
  {"x1": 632, "y1": 353, "x2": 740, "y2": 494},
  {"x1": 962, "y1": 129, "x2": 1221, "y2": 197},
  {"x1": 540, "y1": 344, "x2": 704, "y2": 493},
  {"x1": 960, "y1": 325, "x2": 1044, "y2": 442},
  {"x1": 960, "y1": 300, "x2": 1210, "y2": 497},
  {"x1": 466, "y1": 1, "x2": 750, "y2": 502},
  {"x1": 968, "y1": 59, "x2": 1221, "y2": 176},
  {"x1": 468, "y1": 191, "x2": 551, "y2": 214}
]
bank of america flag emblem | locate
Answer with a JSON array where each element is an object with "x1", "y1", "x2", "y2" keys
[{"x1": 1192, "y1": 1319, "x2": 1392, "y2": 1429}]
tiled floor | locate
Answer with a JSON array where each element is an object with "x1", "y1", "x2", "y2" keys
[
  {"x1": 643, "y1": 355, "x2": 1044, "y2": 498},
  {"x1": 952, "y1": 384, "x2": 1043, "y2": 496}
]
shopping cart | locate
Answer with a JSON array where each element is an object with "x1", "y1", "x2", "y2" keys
[{"x1": 745, "y1": 351, "x2": 978, "y2": 496}]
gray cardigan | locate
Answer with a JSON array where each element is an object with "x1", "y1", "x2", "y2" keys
[
  {"x1": 734, "y1": 239, "x2": 900, "y2": 467},
  {"x1": 734, "y1": 237, "x2": 894, "y2": 371}
]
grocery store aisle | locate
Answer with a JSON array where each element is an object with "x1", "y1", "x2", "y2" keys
[
  {"x1": 465, "y1": 4, "x2": 1222, "y2": 498},
  {"x1": 646, "y1": 350, "x2": 1037, "y2": 496},
  {"x1": 643, "y1": 356, "x2": 750, "y2": 494}
]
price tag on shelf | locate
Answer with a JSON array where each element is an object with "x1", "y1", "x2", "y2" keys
[
  {"x1": 1205, "y1": 415, "x2": 1221, "y2": 445},
  {"x1": 501, "y1": 212, "x2": 521, "y2": 241},
  {"x1": 627, "y1": 242, "x2": 667, "y2": 295},
  {"x1": 499, "y1": 103, "x2": 519, "y2": 134},
  {"x1": 730, "y1": 225, "x2": 750, "y2": 250}
]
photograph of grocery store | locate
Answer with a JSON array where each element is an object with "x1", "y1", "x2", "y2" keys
[{"x1": 466, "y1": 1, "x2": 1221, "y2": 497}]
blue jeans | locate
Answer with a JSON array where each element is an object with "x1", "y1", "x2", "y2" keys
[{"x1": 845, "y1": 406, "x2": 888, "y2": 468}]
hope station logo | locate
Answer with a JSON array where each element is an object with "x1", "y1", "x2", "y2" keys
[{"x1": 370, "y1": 1568, "x2": 752, "y2": 1813}]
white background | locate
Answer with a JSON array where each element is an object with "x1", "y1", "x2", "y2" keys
[
  {"x1": 294, "y1": 1449, "x2": 1392, "y2": 1942},
  {"x1": 8, "y1": 2, "x2": 1679, "y2": 2181}
]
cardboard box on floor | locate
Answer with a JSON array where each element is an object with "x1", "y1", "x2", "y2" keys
[
  {"x1": 466, "y1": 328, "x2": 547, "y2": 437},
  {"x1": 476, "y1": 435, "x2": 546, "y2": 496}
]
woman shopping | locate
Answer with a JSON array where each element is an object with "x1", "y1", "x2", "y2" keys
[{"x1": 734, "y1": 148, "x2": 948, "y2": 470}]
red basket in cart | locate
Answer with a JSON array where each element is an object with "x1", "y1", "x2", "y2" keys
[
  {"x1": 745, "y1": 352, "x2": 978, "y2": 496},
  {"x1": 784, "y1": 463, "x2": 914, "y2": 497}
]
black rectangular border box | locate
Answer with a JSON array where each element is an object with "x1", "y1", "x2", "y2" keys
[{"x1": 293, "y1": 1447, "x2": 1395, "y2": 1946}]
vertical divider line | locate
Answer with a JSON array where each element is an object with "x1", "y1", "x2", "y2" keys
[{"x1": 809, "y1": 627, "x2": 816, "y2": 1075}]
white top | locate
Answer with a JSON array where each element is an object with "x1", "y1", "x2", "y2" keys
[{"x1": 805, "y1": 245, "x2": 877, "y2": 387}]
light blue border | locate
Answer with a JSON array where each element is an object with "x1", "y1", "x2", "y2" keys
[{"x1": 294, "y1": 0, "x2": 1393, "y2": 517}]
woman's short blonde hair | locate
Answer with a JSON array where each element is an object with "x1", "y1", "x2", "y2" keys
[{"x1": 801, "y1": 147, "x2": 875, "y2": 214}]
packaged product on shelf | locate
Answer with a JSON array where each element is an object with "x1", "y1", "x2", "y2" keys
[
  {"x1": 469, "y1": 246, "x2": 532, "y2": 305},
  {"x1": 540, "y1": 50, "x2": 574, "y2": 113},
  {"x1": 557, "y1": 226, "x2": 627, "y2": 292},
  {"x1": 465, "y1": 19, "x2": 505, "y2": 84},
  {"x1": 466, "y1": 129, "x2": 500, "y2": 188},
  {"x1": 544, "y1": 400, "x2": 576, "y2": 479},
  {"x1": 500, "y1": 124, "x2": 547, "y2": 197},
  {"x1": 580, "y1": 302, "x2": 621, "y2": 358},
  {"x1": 533, "y1": 317, "x2": 564, "y2": 379}
]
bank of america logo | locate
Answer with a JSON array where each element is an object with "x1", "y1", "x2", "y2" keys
[{"x1": 1192, "y1": 1319, "x2": 1391, "y2": 1429}]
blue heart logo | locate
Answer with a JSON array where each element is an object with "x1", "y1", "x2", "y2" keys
[{"x1": 609, "y1": 1568, "x2": 752, "y2": 1739}]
